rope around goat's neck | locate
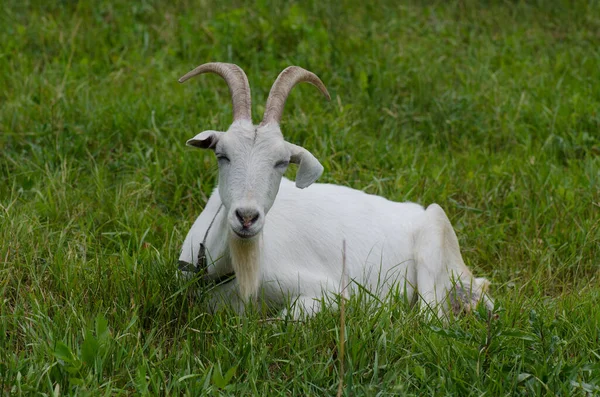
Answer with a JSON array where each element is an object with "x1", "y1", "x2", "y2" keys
[
  {"x1": 178, "y1": 203, "x2": 236, "y2": 285},
  {"x1": 197, "y1": 203, "x2": 223, "y2": 268}
]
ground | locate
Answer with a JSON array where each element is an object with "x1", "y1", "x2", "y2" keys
[{"x1": 1, "y1": 0, "x2": 599, "y2": 395}]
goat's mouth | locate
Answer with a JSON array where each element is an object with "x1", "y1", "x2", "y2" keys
[{"x1": 231, "y1": 228, "x2": 260, "y2": 240}]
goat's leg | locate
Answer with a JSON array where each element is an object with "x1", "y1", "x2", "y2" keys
[
  {"x1": 206, "y1": 280, "x2": 246, "y2": 315},
  {"x1": 280, "y1": 289, "x2": 346, "y2": 320},
  {"x1": 414, "y1": 204, "x2": 491, "y2": 318},
  {"x1": 279, "y1": 295, "x2": 323, "y2": 320}
]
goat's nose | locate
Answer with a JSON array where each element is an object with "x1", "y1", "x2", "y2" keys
[{"x1": 235, "y1": 208, "x2": 260, "y2": 229}]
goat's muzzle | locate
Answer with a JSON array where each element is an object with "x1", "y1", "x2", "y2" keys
[{"x1": 230, "y1": 206, "x2": 263, "y2": 239}]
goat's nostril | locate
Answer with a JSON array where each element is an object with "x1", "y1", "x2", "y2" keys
[{"x1": 235, "y1": 209, "x2": 244, "y2": 224}]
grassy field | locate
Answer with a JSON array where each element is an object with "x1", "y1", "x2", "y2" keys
[{"x1": 1, "y1": 0, "x2": 600, "y2": 395}]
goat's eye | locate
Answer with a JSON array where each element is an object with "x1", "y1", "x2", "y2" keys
[
  {"x1": 275, "y1": 160, "x2": 289, "y2": 169},
  {"x1": 216, "y1": 154, "x2": 230, "y2": 163}
]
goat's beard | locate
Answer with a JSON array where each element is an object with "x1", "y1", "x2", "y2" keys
[{"x1": 228, "y1": 231, "x2": 262, "y2": 302}]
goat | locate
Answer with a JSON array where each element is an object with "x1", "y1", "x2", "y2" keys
[{"x1": 177, "y1": 63, "x2": 493, "y2": 319}]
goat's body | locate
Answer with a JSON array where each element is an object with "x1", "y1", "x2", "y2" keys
[{"x1": 180, "y1": 177, "x2": 491, "y2": 317}]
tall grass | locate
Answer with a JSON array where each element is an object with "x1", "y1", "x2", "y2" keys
[{"x1": 1, "y1": 0, "x2": 599, "y2": 394}]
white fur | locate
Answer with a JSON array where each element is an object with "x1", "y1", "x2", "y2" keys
[{"x1": 180, "y1": 177, "x2": 493, "y2": 319}]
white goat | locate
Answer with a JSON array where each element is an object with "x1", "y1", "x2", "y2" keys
[{"x1": 178, "y1": 62, "x2": 492, "y2": 318}]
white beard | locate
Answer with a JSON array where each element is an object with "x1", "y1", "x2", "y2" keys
[{"x1": 228, "y1": 231, "x2": 262, "y2": 301}]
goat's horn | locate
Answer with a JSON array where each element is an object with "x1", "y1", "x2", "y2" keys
[
  {"x1": 179, "y1": 62, "x2": 252, "y2": 122},
  {"x1": 261, "y1": 66, "x2": 330, "y2": 126}
]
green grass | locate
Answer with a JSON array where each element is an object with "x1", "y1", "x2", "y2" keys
[{"x1": 1, "y1": 0, "x2": 600, "y2": 395}]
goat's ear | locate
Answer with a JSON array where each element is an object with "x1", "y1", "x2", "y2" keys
[
  {"x1": 186, "y1": 130, "x2": 224, "y2": 150},
  {"x1": 286, "y1": 142, "x2": 324, "y2": 188}
]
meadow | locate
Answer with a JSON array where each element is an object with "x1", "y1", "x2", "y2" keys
[{"x1": 1, "y1": 0, "x2": 599, "y2": 395}]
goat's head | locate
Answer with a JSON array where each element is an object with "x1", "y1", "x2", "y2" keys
[{"x1": 181, "y1": 63, "x2": 330, "y2": 240}]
